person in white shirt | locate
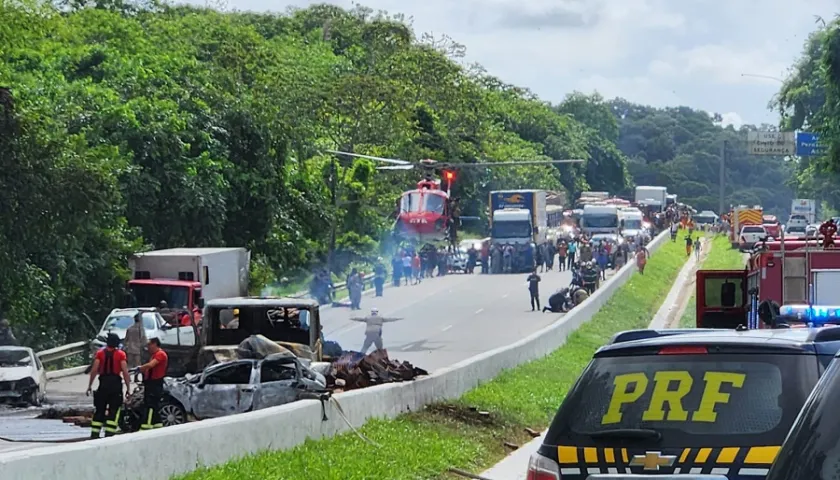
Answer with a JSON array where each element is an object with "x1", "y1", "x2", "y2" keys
[{"x1": 350, "y1": 307, "x2": 403, "y2": 354}]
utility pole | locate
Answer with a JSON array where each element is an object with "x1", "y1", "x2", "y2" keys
[
  {"x1": 327, "y1": 157, "x2": 337, "y2": 276},
  {"x1": 719, "y1": 139, "x2": 726, "y2": 216}
]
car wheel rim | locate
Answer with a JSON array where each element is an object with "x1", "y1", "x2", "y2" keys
[{"x1": 160, "y1": 404, "x2": 185, "y2": 426}]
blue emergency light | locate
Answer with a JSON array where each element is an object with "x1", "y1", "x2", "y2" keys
[{"x1": 778, "y1": 304, "x2": 840, "y2": 326}]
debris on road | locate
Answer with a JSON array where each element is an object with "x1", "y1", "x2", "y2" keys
[
  {"x1": 37, "y1": 406, "x2": 93, "y2": 419},
  {"x1": 326, "y1": 350, "x2": 428, "y2": 390}
]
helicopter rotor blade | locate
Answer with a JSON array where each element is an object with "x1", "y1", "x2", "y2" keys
[
  {"x1": 376, "y1": 165, "x2": 416, "y2": 170},
  {"x1": 441, "y1": 159, "x2": 585, "y2": 168},
  {"x1": 325, "y1": 150, "x2": 412, "y2": 166}
]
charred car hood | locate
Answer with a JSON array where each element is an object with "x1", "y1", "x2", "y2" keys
[{"x1": 0, "y1": 366, "x2": 35, "y2": 382}]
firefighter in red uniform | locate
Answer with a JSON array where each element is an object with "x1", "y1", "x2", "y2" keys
[
  {"x1": 86, "y1": 333, "x2": 131, "y2": 438},
  {"x1": 820, "y1": 219, "x2": 837, "y2": 249},
  {"x1": 138, "y1": 337, "x2": 168, "y2": 430}
]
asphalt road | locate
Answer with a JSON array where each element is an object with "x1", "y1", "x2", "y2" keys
[{"x1": 43, "y1": 267, "x2": 585, "y2": 395}]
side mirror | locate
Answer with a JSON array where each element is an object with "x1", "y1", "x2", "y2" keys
[{"x1": 197, "y1": 298, "x2": 205, "y2": 309}]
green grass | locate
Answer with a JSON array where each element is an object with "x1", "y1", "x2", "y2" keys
[
  {"x1": 679, "y1": 234, "x2": 747, "y2": 327},
  {"x1": 175, "y1": 235, "x2": 694, "y2": 480}
]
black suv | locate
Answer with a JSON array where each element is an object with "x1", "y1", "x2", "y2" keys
[
  {"x1": 766, "y1": 347, "x2": 840, "y2": 479},
  {"x1": 526, "y1": 328, "x2": 840, "y2": 479}
]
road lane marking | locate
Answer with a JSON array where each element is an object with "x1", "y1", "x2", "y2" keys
[
  {"x1": 442, "y1": 325, "x2": 453, "y2": 331},
  {"x1": 475, "y1": 308, "x2": 484, "y2": 314}
]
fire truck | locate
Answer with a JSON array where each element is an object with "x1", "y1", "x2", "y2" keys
[
  {"x1": 728, "y1": 205, "x2": 763, "y2": 247},
  {"x1": 696, "y1": 235, "x2": 840, "y2": 329}
]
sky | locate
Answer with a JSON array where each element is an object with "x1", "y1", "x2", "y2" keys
[{"x1": 207, "y1": 0, "x2": 839, "y2": 128}]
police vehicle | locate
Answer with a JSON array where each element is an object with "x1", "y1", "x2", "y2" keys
[
  {"x1": 527, "y1": 308, "x2": 840, "y2": 479},
  {"x1": 766, "y1": 311, "x2": 840, "y2": 479}
]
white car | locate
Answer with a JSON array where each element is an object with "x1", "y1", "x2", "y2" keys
[
  {"x1": 739, "y1": 225, "x2": 767, "y2": 249},
  {"x1": 90, "y1": 308, "x2": 196, "y2": 354},
  {"x1": 788, "y1": 214, "x2": 809, "y2": 228},
  {"x1": 785, "y1": 225, "x2": 807, "y2": 238},
  {"x1": 0, "y1": 346, "x2": 47, "y2": 406}
]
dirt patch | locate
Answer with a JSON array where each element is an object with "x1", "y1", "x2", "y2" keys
[{"x1": 424, "y1": 403, "x2": 504, "y2": 427}]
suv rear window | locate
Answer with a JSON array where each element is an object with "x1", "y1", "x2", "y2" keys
[
  {"x1": 768, "y1": 359, "x2": 840, "y2": 479},
  {"x1": 545, "y1": 353, "x2": 818, "y2": 448},
  {"x1": 790, "y1": 215, "x2": 806, "y2": 220},
  {"x1": 742, "y1": 226, "x2": 764, "y2": 233}
]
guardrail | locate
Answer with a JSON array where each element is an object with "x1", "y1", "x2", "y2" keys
[
  {"x1": 37, "y1": 341, "x2": 87, "y2": 366},
  {"x1": 0, "y1": 231, "x2": 670, "y2": 480},
  {"x1": 290, "y1": 272, "x2": 376, "y2": 299}
]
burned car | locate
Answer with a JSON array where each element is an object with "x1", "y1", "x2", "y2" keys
[
  {"x1": 0, "y1": 346, "x2": 47, "y2": 406},
  {"x1": 156, "y1": 351, "x2": 327, "y2": 425}
]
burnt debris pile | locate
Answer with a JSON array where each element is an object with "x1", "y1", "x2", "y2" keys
[{"x1": 326, "y1": 349, "x2": 428, "y2": 391}]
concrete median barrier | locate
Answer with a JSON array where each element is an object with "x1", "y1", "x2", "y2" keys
[{"x1": 0, "y1": 231, "x2": 668, "y2": 480}]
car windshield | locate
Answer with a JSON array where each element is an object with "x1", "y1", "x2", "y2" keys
[
  {"x1": 768, "y1": 359, "x2": 840, "y2": 479},
  {"x1": 583, "y1": 214, "x2": 618, "y2": 228},
  {"x1": 130, "y1": 284, "x2": 190, "y2": 310},
  {"x1": 623, "y1": 219, "x2": 642, "y2": 229},
  {"x1": 787, "y1": 227, "x2": 805, "y2": 233},
  {"x1": 544, "y1": 353, "x2": 817, "y2": 447},
  {"x1": 743, "y1": 226, "x2": 764, "y2": 233},
  {"x1": 104, "y1": 312, "x2": 158, "y2": 331},
  {"x1": 491, "y1": 220, "x2": 531, "y2": 239},
  {"x1": 0, "y1": 349, "x2": 32, "y2": 366}
]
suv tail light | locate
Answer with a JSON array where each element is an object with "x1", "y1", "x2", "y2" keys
[{"x1": 527, "y1": 452, "x2": 560, "y2": 480}]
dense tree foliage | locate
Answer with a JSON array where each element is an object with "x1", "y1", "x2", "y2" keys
[
  {"x1": 0, "y1": 0, "x2": 636, "y2": 347},
  {"x1": 555, "y1": 93, "x2": 795, "y2": 216},
  {"x1": 775, "y1": 20, "x2": 840, "y2": 215},
  {"x1": 0, "y1": 0, "x2": 801, "y2": 348}
]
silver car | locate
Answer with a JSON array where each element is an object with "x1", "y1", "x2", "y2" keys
[{"x1": 158, "y1": 352, "x2": 326, "y2": 425}]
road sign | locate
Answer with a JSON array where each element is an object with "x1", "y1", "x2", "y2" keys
[
  {"x1": 747, "y1": 131, "x2": 795, "y2": 155},
  {"x1": 796, "y1": 132, "x2": 828, "y2": 156}
]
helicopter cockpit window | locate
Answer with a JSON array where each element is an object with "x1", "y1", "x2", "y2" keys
[
  {"x1": 424, "y1": 194, "x2": 445, "y2": 214},
  {"x1": 401, "y1": 192, "x2": 422, "y2": 212}
]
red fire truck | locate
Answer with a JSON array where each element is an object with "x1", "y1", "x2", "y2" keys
[{"x1": 696, "y1": 238, "x2": 840, "y2": 329}]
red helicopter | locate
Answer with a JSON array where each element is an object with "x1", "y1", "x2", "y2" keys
[{"x1": 326, "y1": 151, "x2": 583, "y2": 247}]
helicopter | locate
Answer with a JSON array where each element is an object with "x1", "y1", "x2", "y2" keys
[{"x1": 326, "y1": 151, "x2": 583, "y2": 249}]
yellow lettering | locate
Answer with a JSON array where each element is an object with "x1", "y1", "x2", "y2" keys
[
  {"x1": 691, "y1": 372, "x2": 745, "y2": 422},
  {"x1": 642, "y1": 371, "x2": 693, "y2": 421},
  {"x1": 602, "y1": 373, "x2": 648, "y2": 424}
]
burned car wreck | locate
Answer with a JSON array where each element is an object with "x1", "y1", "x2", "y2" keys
[{"x1": 157, "y1": 343, "x2": 327, "y2": 426}]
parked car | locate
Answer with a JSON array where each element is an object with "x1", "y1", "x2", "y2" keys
[
  {"x1": 0, "y1": 346, "x2": 47, "y2": 406},
  {"x1": 784, "y1": 224, "x2": 807, "y2": 239},
  {"x1": 739, "y1": 224, "x2": 767, "y2": 250},
  {"x1": 90, "y1": 308, "x2": 196, "y2": 355},
  {"x1": 157, "y1": 351, "x2": 326, "y2": 426},
  {"x1": 788, "y1": 214, "x2": 809, "y2": 228},
  {"x1": 805, "y1": 224, "x2": 821, "y2": 240}
]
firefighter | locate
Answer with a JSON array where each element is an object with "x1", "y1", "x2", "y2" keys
[
  {"x1": 138, "y1": 338, "x2": 168, "y2": 430},
  {"x1": 86, "y1": 333, "x2": 131, "y2": 438}
]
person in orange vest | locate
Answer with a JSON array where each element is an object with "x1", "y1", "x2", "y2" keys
[{"x1": 86, "y1": 333, "x2": 131, "y2": 438}]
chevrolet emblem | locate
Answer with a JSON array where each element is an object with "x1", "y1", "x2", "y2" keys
[{"x1": 629, "y1": 451, "x2": 677, "y2": 471}]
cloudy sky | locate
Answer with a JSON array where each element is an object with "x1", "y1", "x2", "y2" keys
[{"x1": 213, "y1": 0, "x2": 838, "y2": 127}]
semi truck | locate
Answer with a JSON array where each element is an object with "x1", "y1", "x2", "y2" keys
[
  {"x1": 488, "y1": 190, "x2": 547, "y2": 272},
  {"x1": 634, "y1": 186, "x2": 667, "y2": 212},
  {"x1": 581, "y1": 204, "x2": 620, "y2": 235},
  {"x1": 127, "y1": 247, "x2": 251, "y2": 323}
]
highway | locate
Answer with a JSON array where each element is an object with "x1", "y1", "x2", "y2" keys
[
  {"x1": 0, "y1": 268, "x2": 587, "y2": 450},
  {"x1": 41, "y1": 268, "x2": 585, "y2": 396}
]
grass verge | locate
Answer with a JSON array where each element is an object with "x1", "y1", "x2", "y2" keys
[
  {"x1": 679, "y1": 234, "x2": 747, "y2": 327},
  {"x1": 175, "y1": 235, "x2": 694, "y2": 480}
]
